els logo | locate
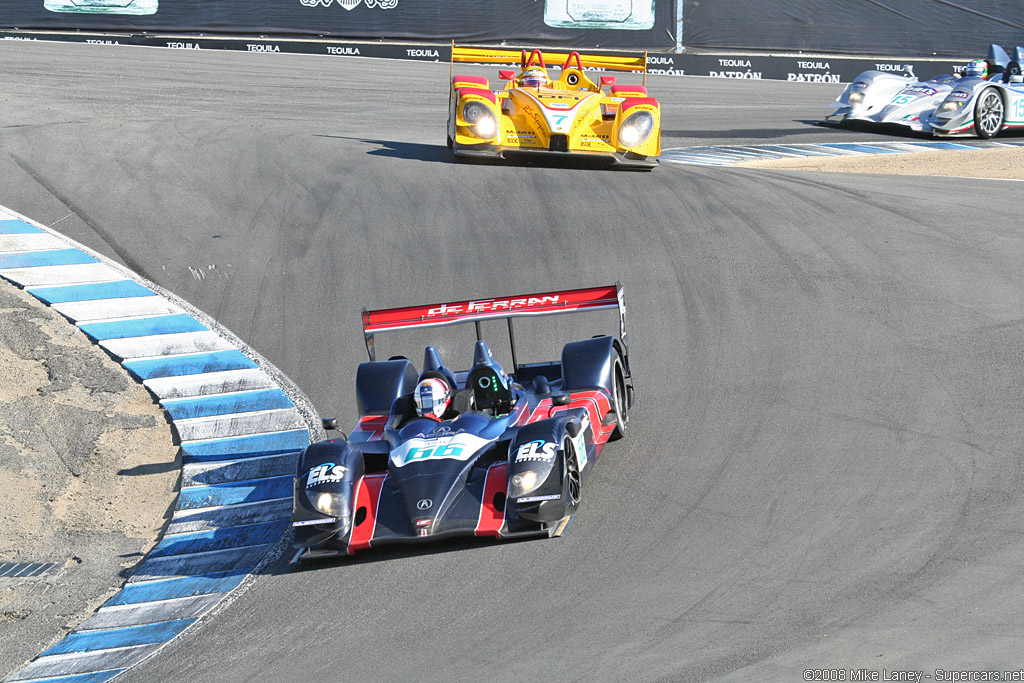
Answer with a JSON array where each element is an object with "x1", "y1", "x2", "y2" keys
[
  {"x1": 306, "y1": 462, "x2": 347, "y2": 488},
  {"x1": 515, "y1": 440, "x2": 557, "y2": 462}
]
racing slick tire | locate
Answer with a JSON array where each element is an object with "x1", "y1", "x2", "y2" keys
[
  {"x1": 609, "y1": 351, "x2": 629, "y2": 441},
  {"x1": 974, "y1": 88, "x2": 1005, "y2": 139}
]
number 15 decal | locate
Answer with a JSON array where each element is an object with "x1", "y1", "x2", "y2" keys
[{"x1": 1013, "y1": 98, "x2": 1024, "y2": 120}]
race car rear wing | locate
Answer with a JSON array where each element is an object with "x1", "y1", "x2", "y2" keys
[
  {"x1": 362, "y1": 284, "x2": 628, "y2": 370},
  {"x1": 452, "y1": 45, "x2": 648, "y2": 86}
]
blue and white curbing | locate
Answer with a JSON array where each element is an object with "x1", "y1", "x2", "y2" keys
[
  {"x1": 661, "y1": 139, "x2": 1024, "y2": 167},
  {"x1": 0, "y1": 205, "x2": 322, "y2": 683}
]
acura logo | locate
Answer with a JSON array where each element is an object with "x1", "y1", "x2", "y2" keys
[{"x1": 417, "y1": 499, "x2": 432, "y2": 510}]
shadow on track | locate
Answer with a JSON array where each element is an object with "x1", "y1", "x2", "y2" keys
[
  {"x1": 314, "y1": 134, "x2": 654, "y2": 171},
  {"x1": 664, "y1": 121, "x2": 935, "y2": 141},
  {"x1": 262, "y1": 533, "x2": 543, "y2": 575},
  {"x1": 313, "y1": 135, "x2": 453, "y2": 163}
]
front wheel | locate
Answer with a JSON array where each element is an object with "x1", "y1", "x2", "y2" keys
[{"x1": 974, "y1": 88, "x2": 1004, "y2": 139}]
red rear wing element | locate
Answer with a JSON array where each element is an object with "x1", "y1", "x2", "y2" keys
[{"x1": 362, "y1": 284, "x2": 626, "y2": 362}]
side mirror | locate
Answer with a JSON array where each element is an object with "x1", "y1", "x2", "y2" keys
[
  {"x1": 322, "y1": 418, "x2": 339, "y2": 431},
  {"x1": 499, "y1": 70, "x2": 516, "y2": 81},
  {"x1": 600, "y1": 76, "x2": 616, "y2": 87}
]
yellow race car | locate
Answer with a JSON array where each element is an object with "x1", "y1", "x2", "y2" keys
[{"x1": 447, "y1": 47, "x2": 660, "y2": 169}]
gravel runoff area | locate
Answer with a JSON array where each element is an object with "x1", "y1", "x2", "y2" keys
[
  {"x1": 740, "y1": 145, "x2": 1024, "y2": 179},
  {"x1": 0, "y1": 142, "x2": 1018, "y2": 679},
  {"x1": 0, "y1": 279, "x2": 178, "y2": 679}
]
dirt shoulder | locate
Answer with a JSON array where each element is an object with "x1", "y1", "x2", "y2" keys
[
  {"x1": 738, "y1": 145, "x2": 1024, "y2": 179},
  {"x1": 0, "y1": 280, "x2": 178, "y2": 678}
]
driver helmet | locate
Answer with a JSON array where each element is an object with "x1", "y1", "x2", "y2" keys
[
  {"x1": 965, "y1": 59, "x2": 989, "y2": 78},
  {"x1": 521, "y1": 67, "x2": 547, "y2": 88},
  {"x1": 414, "y1": 377, "x2": 452, "y2": 420}
]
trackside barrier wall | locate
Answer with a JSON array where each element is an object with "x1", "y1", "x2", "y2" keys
[
  {"x1": 0, "y1": 205, "x2": 319, "y2": 683},
  {"x1": 0, "y1": 0, "x2": 1018, "y2": 56},
  {"x1": 0, "y1": 32, "x2": 975, "y2": 83}
]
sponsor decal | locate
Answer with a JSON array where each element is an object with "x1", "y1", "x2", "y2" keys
[
  {"x1": 648, "y1": 68, "x2": 685, "y2": 76},
  {"x1": 416, "y1": 499, "x2": 433, "y2": 510},
  {"x1": 574, "y1": 413, "x2": 590, "y2": 470},
  {"x1": 709, "y1": 70, "x2": 762, "y2": 79},
  {"x1": 326, "y1": 46, "x2": 361, "y2": 55},
  {"x1": 547, "y1": 102, "x2": 573, "y2": 109},
  {"x1": 247, "y1": 44, "x2": 280, "y2": 52},
  {"x1": 301, "y1": 0, "x2": 397, "y2": 8},
  {"x1": 949, "y1": 91, "x2": 971, "y2": 100},
  {"x1": 719, "y1": 58, "x2": 752, "y2": 68},
  {"x1": 517, "y1": 494, "x2": 562, "y2": 503},
  {"x1": 167, "y1": 42, "x2": 201, "y2": 49},
  {"x1": 86, "y1": 39, "x2": 120, "y2": 44},
  {"x1": 905, "y1": 85, "x2": 938, "y2": 96},
  {"x1": 648, "y1": 56, "x2": 674, "y2": 65},
  {"x1": 796, "y1": 61, "x2": 830, "y2": 70},
  {"x1": 418, "y1": 424, "x2": 464, "y2": 437},
  {"x1": 390, "y1": 433, "x2": 491, "y2": 467},
  {"x1": 407, "y1": 49, "x2": 439, "y2": 58},
  {"x1": 293, "y1": 517, "x2": 337, "y2": 526},
  {"x1": 306, "y1": 462, "x2": 347, "y2": 488},
  {"x1": 427, "y1": 296, "x2": 560, "y2": 318},
  {"x1": 876, "y1": 63, "x2": 906, "y2": 72},
  {"x1": 852, "y1": 80, "x2": 870, "y2": 90},
  {"x1": 787, "y1": 73, "x2": 841, "y2": 83},
  {"x1": 515, "y1": 439, "x2": 557, "y2": 462}
]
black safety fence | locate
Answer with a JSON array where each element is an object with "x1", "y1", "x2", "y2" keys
[
  {"x1": 2, "y1": 0, "x2": 1022, "y2": 57},
  {"x1": 0, "y1": 0, "x2": 676, "y2": 49},
  {"x1": 682, "y1": 0, "x2": 1024, "y2": 59}
]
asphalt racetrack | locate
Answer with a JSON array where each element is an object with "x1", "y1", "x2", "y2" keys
[{"x1": 4, "y1": 41, "x2": 1024, "y2": 681}]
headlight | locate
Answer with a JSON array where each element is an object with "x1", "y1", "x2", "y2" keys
[
  {"x1": 937, "y1": 100, "x2": 963, "y2": 113},
  {"x1": 307, "y1": 490, "x2": 348, "y2": 518},
  {"x1": 847, "y1": 91, "x2": 864, "y2": 106},
  {"x1": 462, "y1": 101, "x2": 497, "y2": 139},
  {"x1": 618, "y1": 110, "x2": 655, "y2": 147},
  {"x1": 510, "y1": 470, "x2": 541, "y2": 497}
]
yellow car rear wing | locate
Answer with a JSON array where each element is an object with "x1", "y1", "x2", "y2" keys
[{"x1": 452, "y1": 44, "x2": 648, "y2": 86}]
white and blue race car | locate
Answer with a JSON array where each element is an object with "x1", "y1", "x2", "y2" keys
[
  {"x1": 929, "y1": 46, "x2": 1024, "y2": 138},
  {"x1": 825, "y1": 44, "x2": 1019, "y2": 137}
]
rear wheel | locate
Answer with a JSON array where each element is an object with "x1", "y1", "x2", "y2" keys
[
  {"x1": 974, "y1": 88, "x2": 1004, "y2": 138},
  {"x1": 609, "y1": 354, "x2": 629, "y2": 441}
]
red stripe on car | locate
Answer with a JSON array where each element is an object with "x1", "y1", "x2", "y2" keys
[
  {"x1": 475, "y1": 463, "x2": 508, "y2": 537},
  {"x1": 453, "y1": 75, "x2": 488, "y2": 87},
  {"x1": 611, "y1": 85, "x2": 647, "y2": 95},
  {"x1": 619, "y1": 97, "x2": 659, "y2": 115},
  {"x1": 347, "y1": 473, "x2": 387, "y2": 553},
  {"x1": 457, "y1": 87, "x2": 497, "y2": 104}
]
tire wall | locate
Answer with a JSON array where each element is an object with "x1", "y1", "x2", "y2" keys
[{"x1": 683, "y1": 0, "x2": 1024, "y2": 58}]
